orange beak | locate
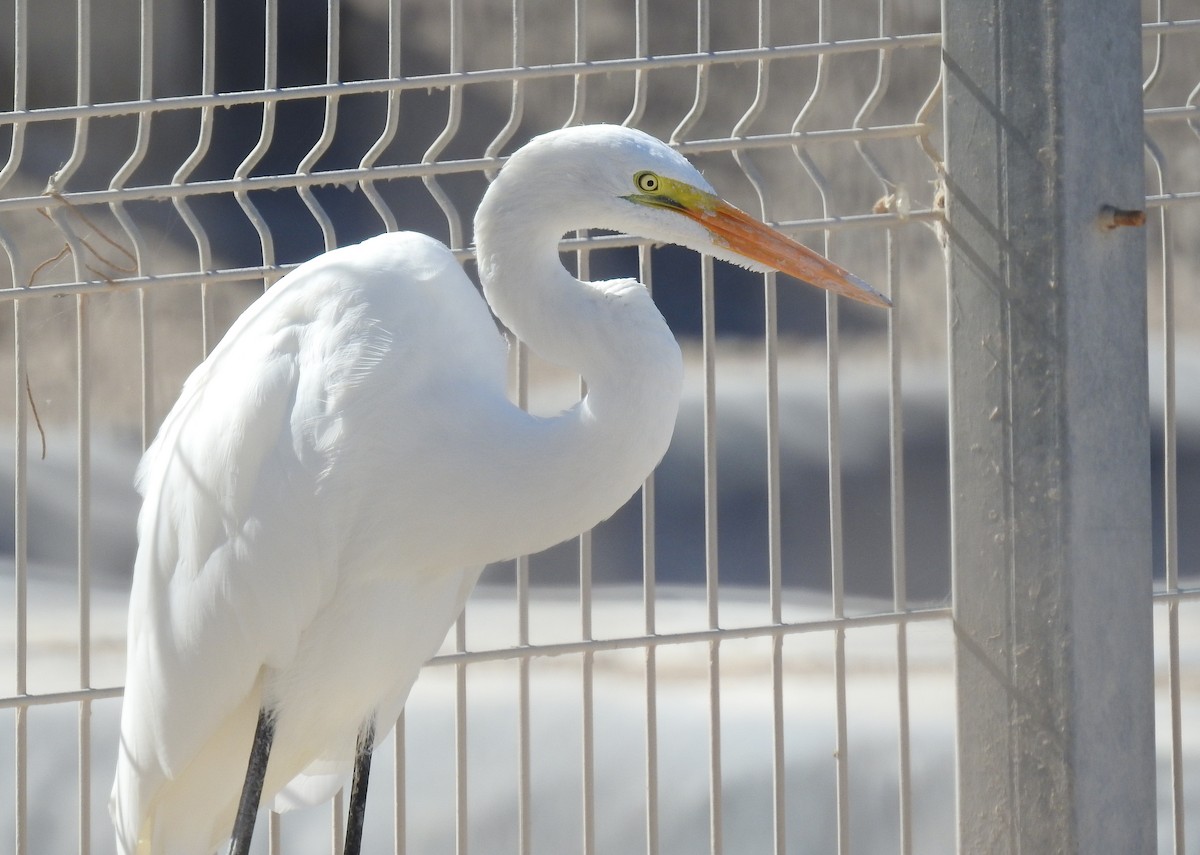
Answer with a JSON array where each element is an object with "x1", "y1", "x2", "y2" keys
[{"x1": 681, "y1": 198, "x2": 891, "y2": 309}]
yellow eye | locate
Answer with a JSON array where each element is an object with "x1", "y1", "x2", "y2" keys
[{"x1": 635, "y1": 171, "x2": 660, "y2": 193}]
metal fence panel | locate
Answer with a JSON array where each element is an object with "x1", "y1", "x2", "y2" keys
[
  {"x1": 1143, "y1": 7, "x2": 1200, "y2": 855},
  {"x1": 0, "y1": 0, "x2": 1194, "y2": 854}
]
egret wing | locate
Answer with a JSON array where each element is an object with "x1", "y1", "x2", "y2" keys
[{"x1": 112, "y1": 232, "x2": 506, "y2": 852}]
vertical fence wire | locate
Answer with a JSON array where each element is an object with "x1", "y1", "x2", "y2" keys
[
  {"x1": 500, "y1": 7, "x2": 530, "y2": 840},
  {"x1": 671, "y1": 0, "x2": 709, "y2": 144},
  {"x1": 1142, "y1": 8, "x2": 1190, "y2": 854},
  {"x1": 6, "y1": 1, "x2": 28, "y2": 849},
  {"x1": 850, "y1": 1, "x2": 916, "y2": 850},
  {"x1": 726, "y1": 6, "x2": 788, "y2": 851},
  {"x1": 514, "y1": 428, "x2": 532, "y2": 855},
  {"x1": 393, "y1": 711, "x2": 405, "y2": 855},
  {"x1": 483, "y1": 0, "x2": 524, "y2": 179},
  {"x1": 764, "y1": 272, "x2": 787, "y2": 855},
  {"x1": 12, "y1": 321, "x2": 26, "y2": 855},
  {"x1": 7, "y1": 8, "x2": 28, "y2": 853},
  {"x1": 505, "y1": 307, "x2": 533, "y2": 855},
  {"x1": 1148, "y1": 133, "x2": 1184, "y2": 855},
  {"x1": 884, "y1": 223, "x2": 914, "y2": 855},
  {"x1": 75, "y1": 229, "x2": 93, "y2": 855},
  {"x1": 235, "y1": 0, "x2": 281, "y2": 293},
  {"x1": 359, "y1": 0, "x2": 402, "y2": 234},
  {"x1": 42, "y1": 44, "x2": 96, "y2": 839},
  {"x1": 113, "y1": 0, "x2": 155, "y2": 444},
  {"x1": 561, "y1": 8, "x2": 596, "y2": 846},
  {"x1": 623, "y1": 0, "x2": 649, "y2": 128},
  {"x1": 173, "y1": 0, "x2": 218, "y2": 355},
  {"x1": 67, "y1": 4, "x2": 94, "y2": 853},
  {"x1": 259, "y1": 6, "x2": 282, "y2": 849},
  {"x1": 639, "y1": 244, "x2": 660, "y2": 855},
  {"x1": 573, "y1": 241, "x2": 596, "y2": 855},
  {"x1": 454, "y1": 612, "x2": 468, "y2": 855},
  {"x1": 567, "y1": 0, "x2": 588, "y2": 127},
  {"x1": 790, "y1": 0, "x2": 852, "y2": 849},
  {"x1": 301, "y1": 0, "x2": 342, "y2": 254},
  {"x1": 330, "y1": 789, "x2": 344, "y2": 853},
  {"x1": 699, "y1": 251, "x2": 722, "y2": 855},
  {"x1": 422, "y1": 0, "x2": 464, "y2": 251}
]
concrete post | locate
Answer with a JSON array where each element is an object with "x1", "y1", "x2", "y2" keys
[{"x1": 942, "y1": 0, "x2": 1157, "y2": 850}]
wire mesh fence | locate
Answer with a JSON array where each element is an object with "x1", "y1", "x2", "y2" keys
[
  {"x1": 0, "y1": 0, "x2": 1195, "y2": 853},
  {"x1": 1143, "y1": 7, "x2": 1200, "y2": 855}
]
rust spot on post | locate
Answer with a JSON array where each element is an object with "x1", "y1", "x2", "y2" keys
[{"x1": 1099, "y1": 206, "x2": 1146, "y2": 229}]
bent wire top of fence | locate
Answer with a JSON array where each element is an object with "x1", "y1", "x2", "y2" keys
[{"x1": 1, "y1": 2, "x2": 953, "y2": 853}]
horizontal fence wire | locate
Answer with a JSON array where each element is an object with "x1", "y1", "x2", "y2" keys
[{"x1": 0, "y1": 35, "x2": 945, "y2": 127}]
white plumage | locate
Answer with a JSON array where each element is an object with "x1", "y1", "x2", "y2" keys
[{"x1": 110, "y1": 124, "x2": 887, "y2": 855}]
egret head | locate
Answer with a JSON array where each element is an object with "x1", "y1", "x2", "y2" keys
[{"x1": 481, "y1": 124, "x2": 890, "y2": 309}]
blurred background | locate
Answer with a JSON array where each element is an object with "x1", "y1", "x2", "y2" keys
[{"x1": 0, "y1": 0, "x2": 1195, "y2": 600}]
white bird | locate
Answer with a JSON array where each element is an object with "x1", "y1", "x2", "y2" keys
[{"x1": 109, "y1": 124, "x2": 888, "y2": 855}]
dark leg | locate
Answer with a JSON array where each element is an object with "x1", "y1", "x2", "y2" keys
[
  {"x1": 229, "y1": 708, "x2": 275, "y2": 855},
  {"x1": 343, "y1": 721, "x2": 376, "y2": 855}
]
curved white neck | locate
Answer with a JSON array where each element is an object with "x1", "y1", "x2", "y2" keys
[{"x1": 470, "y1": 181, "x2": 684, "y2": 559}]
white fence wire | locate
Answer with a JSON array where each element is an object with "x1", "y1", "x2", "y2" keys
[{"x1": 0, "y1": 1, "x2": 1195, "y2": 854}]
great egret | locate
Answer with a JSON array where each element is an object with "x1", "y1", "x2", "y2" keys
[{"x1": 110, "y1": 124, "x2": 888, "y2": 855}]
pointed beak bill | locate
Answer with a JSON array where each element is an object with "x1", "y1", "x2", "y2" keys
[{"x1": 682, "y1": 198, "x2": 891, "y2": 308}]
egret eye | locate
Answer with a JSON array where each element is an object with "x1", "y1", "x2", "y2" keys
[{"x1": 635, "y1": 172, "x2": 660, "y2": 193}]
